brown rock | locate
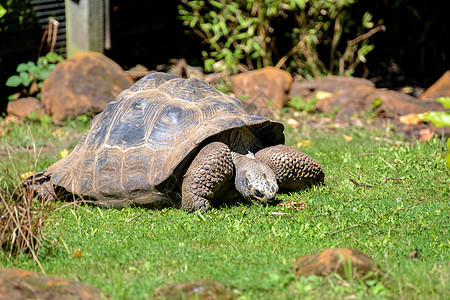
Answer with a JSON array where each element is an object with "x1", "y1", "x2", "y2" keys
[
  {"x1": 314, "y1": 84, "x2": 377, "y2": 120},
  {"x1": 289, "y1": 75, "x2": 375, "y2": 98},
  {"x1": 6, "y1": 97, "x2": 46, "y2": 120},
  {"x1": 371, "y1": 89, "x2": 445, "y2": 115},
  {"x1": 420, "y1": 71, "x2": 450, "y2": 100},
  {"x1": 41, "y1": 51, "x2": 134, "y2": 121},
  {"x1": 125, "y1": 64, "x2": 151, "y2": 80},
  {"x1": 232, "y1": 67, "x2": 293, "y2": 114},
  {"x1": 293, "y1": 248, "x2": 380, "y2": 280},
  {"x1": 155, "y1": 280, "x2": 234, "y2": 300},
  {"x1": 291, "y1": 76, "x2": 445, "y2": 120},
  {"x1": 0, "y1": 268, "x2": 108, "y2": 299}
]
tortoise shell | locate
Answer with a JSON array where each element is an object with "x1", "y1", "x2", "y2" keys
[{"x1": 45, "y1": 72, "x2": 284, "y2": 208}]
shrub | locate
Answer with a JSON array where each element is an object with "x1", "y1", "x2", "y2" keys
[
  {"x1": 0, "y1": 0, "x2": 38, "y2": 32},
  {"x1": 178, "y1": 0, "x2": 383, "y2": 76},
  {"x1": 5, "y1": 52, "x2": 64, "y2": 99}
]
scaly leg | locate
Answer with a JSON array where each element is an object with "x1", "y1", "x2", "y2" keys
[
  {"x1": 181, "y1": 142, "x2": 235, "y2": 211},
  {"x1": 255, "y1": 145, "x2": 324, "y2": 190}
]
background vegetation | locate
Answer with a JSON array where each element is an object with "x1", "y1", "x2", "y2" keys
[
  {"x1": 1, "y1": 0, "x2": 449, "y2": 106},
  {"x1": 178, "y1": 0, "x2": 381, "y2": 77}
]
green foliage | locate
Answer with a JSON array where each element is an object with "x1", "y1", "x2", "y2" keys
[
  {"x1": 178, "y1": 0, "x2": 381, "y2": 76},
  {"x1": 417, "y1": 97, "x2": 450, "y2": 128},
  {"x1": 436, "y1": 97, "x2": 450, "y2": 109},
  {"x1": 39, "y1": 114, "x2": 53, "y2": 127},
  {"x1": 0, "y1": 4, "x2": 6, "y2": 19},
  {"x1": 419, "y1": 112, "x2": 450, "y2": 128},
  {"x1": 5, "y1": 52, "x2": 64, "y2": 98},
  {"x1": 0, "y1": 0, "x2": 38, "y2": 32},
  {"x1": 287, "y1": 95, "x2": 318, "y2": 113}
]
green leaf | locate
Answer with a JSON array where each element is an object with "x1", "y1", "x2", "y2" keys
[
  {"x1": 0, "y1": 4, "x2": 6, "y2": 19},
  {"x1": 45, "y1": 52, "x2": 59, "y2": 63},
  {"x1": 16, "y1": 63, "x2": 29, "y2": 72},
  {"x1": 436, "y1": 97, "x2": 450, "y2": 109},
  {"x1": 36, "y1": 69, "x2": 52, "y2": 81},
  {"x1": 362, "y1": 12, "x2": 374, "y2": 29},
  {"x1": 37, "y1": 57, "x2": 46, "y2": 67},
  {"x1": 48, "y1": 52, "x2": 64, "y2": 63},
  {"x1": 418, "y1": 111, "x2": 450, "y2": 127},
  {"x1": 209, "y1": 0, "x2": 223, "y2": 9},
  {"x1": 40, "y1": 114, "x2": 53, "y2": 126},
  {"x1": 27, "y1": 65, "x2": 40, "y2": 76},
  {"x1": 19, "y1": 72, "x2": 31, "y2": 87},
  {"x1": 204, "y1": 59, "x2": 215, "y2": 72},
  {"x1": 6, "y1": 75, "x2": 22, "y2": 87},
  {"x1": 294, "y1": 0, "x2": 306, "y2": 10}
]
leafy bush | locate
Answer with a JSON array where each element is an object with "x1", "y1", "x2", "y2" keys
[
  {"x1": 178, "y1": 0, "x2": 382, "y2": 76},
  {"x1": 5, "y1": 52, "x2": 64, "y2": 99},
  {"x1": 0, "y1": 0, "x2": 38, "y2": 32}
]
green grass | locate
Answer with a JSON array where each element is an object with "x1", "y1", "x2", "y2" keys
[{"x1": 1, "y1": 116, "x2": 449, "y2": 299}]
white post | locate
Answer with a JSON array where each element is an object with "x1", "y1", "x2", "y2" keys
[{"x1": 65, "y1": 0, "x2": 105, "y2": 58}]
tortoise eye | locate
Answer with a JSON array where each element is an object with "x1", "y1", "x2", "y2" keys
[{"x1": 254, "y1": 189, "x2": 263, "y2": 198}]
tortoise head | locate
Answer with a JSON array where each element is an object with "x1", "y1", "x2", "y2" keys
[{"x1": 234, "y1": 155, "x2": 278, "y2": 204}]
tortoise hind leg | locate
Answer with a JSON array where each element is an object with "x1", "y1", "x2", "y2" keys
[
  {"x1": 255, "y1": 145, "x2": 324, "y2": 190},
  {"x1": 181, "y1": 142, "x2": 235, "y2": 212},
  {"x1": 23, "y1": 172, "x2": 56, "y2": 201}
]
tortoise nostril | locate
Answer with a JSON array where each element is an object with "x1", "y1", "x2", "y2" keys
[{"x1": 254, "y1": 189, "x2": 264, "y2": 198}]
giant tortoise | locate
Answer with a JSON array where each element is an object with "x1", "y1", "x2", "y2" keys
[{"x1": 25, "y1": 72, "x2": 324, "y2": 211}]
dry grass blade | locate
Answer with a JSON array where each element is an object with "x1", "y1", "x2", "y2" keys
[
  {"x1": 0, "y1": 185, "x2": 54, "y2": 273},
  {"x1": 0, "y1": 129, "x2": 56, "y2": 273}
]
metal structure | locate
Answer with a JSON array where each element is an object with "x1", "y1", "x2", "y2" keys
[{"x1": 31, "y1": 0, "x2": 67, "y2": 56}]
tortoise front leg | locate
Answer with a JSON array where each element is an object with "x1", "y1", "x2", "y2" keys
[
  {"x1": 255, "y1": 145, "x2": 324, "y2": 190},
  {"x1": 181, "y1": 142, "x2": 235, "y2": 212}
]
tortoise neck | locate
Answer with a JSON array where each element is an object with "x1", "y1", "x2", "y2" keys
[{"x1": 223, "y1": 126, "x2": 263, "y2": 156}]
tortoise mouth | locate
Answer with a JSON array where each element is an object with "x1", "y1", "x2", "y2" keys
[{"x1": 248, "y1": 196, "x2": 277, "y2": 206}]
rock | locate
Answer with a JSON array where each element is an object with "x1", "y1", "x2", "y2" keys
[
  {"x1": 371, "y1": 89, "x2": 445, "y2": 115},
  {"x1": 290, "y1": 76, "x2": 445, "y2": 120},
  {"x1": 0, "y1": 268, "x2": 108, "y2": 299},
  {"x1": 232, "y1": 67, "x2": 293, "y2": 115},
  {"x1": 41, "y1": 51, "x2": 134, "y2": 121},
  {"x1": 289, "y1": 75, "x2": 375, "y2": 98},
  {"x1": 293, "y1": 248, "x2": 380, "y2": 280},
  {"x1": 314, "y1": 84, "x2": 377, "y2": 120},
  {"x1": 155, "y1": 280, "x2": 234, "y2": 300},
  {"x1": 125, "y1": 64, "x2": 151, "y2": 80},
  {"x1": 6, "y1": 97, "x2": 46, "y2": 120},
  {"x1": 290, "y1": 76, "x2": 377, "y2": 120},
  {"x1": 420, "y1": 71, "x2": 450, "y2": 100}
]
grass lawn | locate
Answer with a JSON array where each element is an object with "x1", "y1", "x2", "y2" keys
[{"x1": 0, "y1": 113, "x2": 449, "y2": 299}]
